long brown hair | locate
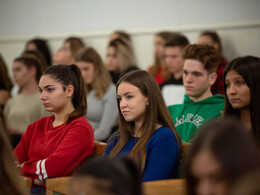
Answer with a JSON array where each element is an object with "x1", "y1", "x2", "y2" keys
[
  {"x1": 0, "y1": 108, "x2": 26, "y2": 195},
  {"x1": 75, "y1": 47, "x2": 112, "y2": 99},
  {"x1": 109, "y1": 70, "x2": 181, "y2": 171},
  {"x1": 43, "y1": 64, "x2": 87, "y2": 124},
  {"x1": 0, "y1": 54, "x2": 13, "y2": 91}
]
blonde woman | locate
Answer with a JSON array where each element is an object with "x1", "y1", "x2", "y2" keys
[
  {"x1": 76, "y1": 47, "x2": 118, "y2": 141},
  {"x1": 106, "y1": 37, "x2": 138, "y2": 84}
]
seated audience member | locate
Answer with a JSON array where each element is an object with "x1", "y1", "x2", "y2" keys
[
  {"x1": 160, "y1": 33, "x2": 189, "y2": 106},
  {"x1": 109, "y1": 30, "x2": 132, "y2": 42},
  {"x1": 224, "y1": 56, "x2": 260, "y2": 146},
  {"x1": 75, "y1": 47, "x2": 118, "y2": 141},
  {"x1": 70, "y1": 157, "x2": 143, "y2": 195},
  {"x1": 168, "y1": 44, "x2": 224, "y2": 142},
  {"x1": 11, "y1": 50, "x2": 49, "y2": 98},
  {"x1": 4, "y1": 55, "x2": 50, "y2": 148},
  {"x1": 185, "y1": 119, "x2": 260, "y2": 195},
  {"x1": 53, "y1": 37, "x2": 85, "y2": 65},
  {"x1": 13, "y1": 65, "x2": 94, "y2": 194},
  {"x1": 198, "y1": 31, "x2": 228, "y2": 95},
  {"x1": 104, "y1": 70, "x2": 181, "y2": 182},
  {"x1": 0, "y1": 54, "x2": 12, "y2": 108},
  {"x1": 106, "y1": 37, "x2": 138, "y2": 84},
  {"x1": 26, "y1": 38, "x2": 52, "y2": 66},
  {"x1": 0, "y1": 108, "x2": 26, "y2": 195},
  {"x1": 148, "y1": 31, "x2": 173, "y2": 85}
]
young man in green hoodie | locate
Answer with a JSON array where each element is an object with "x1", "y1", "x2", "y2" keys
[{"x1": 168, "y1": 44, "x2": 224, "y2": 142}]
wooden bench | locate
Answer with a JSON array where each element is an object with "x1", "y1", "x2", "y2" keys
[
  {"x1": 46, "y1": 178, "x2": 186, "y2": 195},
  {"x1": 21, "y1": 176, "x2": 32, "y2": 194},
  {"x1": 143, "y1": 179, "x2": 186, "y2": 195}
]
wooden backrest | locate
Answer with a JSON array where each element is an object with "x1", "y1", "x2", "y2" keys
[
  {"x1": 94, "y1": 141, "x2": 107, "y2": 156},
  {"x1": 143, "y1": 179, "x2": 186, "y2": 195},
  {"x1": 46, "y1": 177, "x2": 186, "y2": 195},
  {"x1": 46, "y1": 177, "x2": 72, "y2": 195}
]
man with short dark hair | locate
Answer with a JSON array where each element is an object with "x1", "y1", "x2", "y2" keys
[{"x1": 160, "y1": 34, "x2": 189, "y2": 106}]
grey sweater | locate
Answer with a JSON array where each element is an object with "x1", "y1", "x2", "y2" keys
[{"x1": 86, "y1": 84, "x2": 118, "y2": 141}]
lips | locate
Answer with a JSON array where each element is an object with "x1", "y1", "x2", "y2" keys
[
  {"x1": 43, "y1": 103, "x2": 50, "y2": 107},
  {"x1": 122, "y1": 111, "x2": 129, "y2": 115},
  {"x1": 185, "y1": 86, "x2": 194, "y2": 90},
  {"x1": 230, "y1": 99, "x2": 240, "y2": 103}
]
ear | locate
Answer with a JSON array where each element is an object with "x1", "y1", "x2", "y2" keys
[
  {"x1": 29, "y1": 66, "x2": 36, "y2": 76},
  {"x1": 65, "y1": 85, "x2": 74, "y2": 98},
  {"x1": 209, "y1": 72, "x2": 217, "y2": 86}
]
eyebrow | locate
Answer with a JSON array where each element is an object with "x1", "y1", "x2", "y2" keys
[
  {"x1": 225, "y1": 76, "x2": 244, "y2": 81},
  {"x1": 39, "y1": 85, "x2": 55, "y2": 89},
  {"x1": 117, "y1": 91, "x2": 133, "y2": 97}
]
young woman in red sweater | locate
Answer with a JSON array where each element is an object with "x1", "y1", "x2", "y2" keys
[{"x1": 14, "y1": 64, "x2": 94, "y2": 194}]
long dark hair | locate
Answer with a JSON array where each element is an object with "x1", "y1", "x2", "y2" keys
[
  {"x1": 0, "y1": 108, "x2": 26, "y2": 195},
  {"x1": 109, "y1": 70, "x2": 181, "y2": 171},
  {"x1": 0, "y1": 54, "x2": 12, "y2": 91},
  {"x1": 223, "y1": 56, "x2": 260, "y2": 145},
  {"x1": 43, "y1": 64, "x2": 87, "y2": 124},
  {"x1": 185, "y1": 119, "x2": 260, "y2": 195},
  {"x1": 26, "y1": 38, "x2": 52, "y2": 66}
]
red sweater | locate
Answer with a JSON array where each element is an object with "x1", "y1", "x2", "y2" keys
[{"x1": 14, "y1": 115, "x2": 94, "y2": 182}]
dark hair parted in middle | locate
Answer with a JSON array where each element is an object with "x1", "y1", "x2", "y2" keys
[
  {"x1": 43, "y1": 64, "x2": 87, "y2": 124},
  {"x1": 224, "y1": 55, "x2": 260, "y2": 145},
  {"x1": 109, "y1": 70, "x2": 181, "y2": 170},
  {"x1": 182, "y1": 44, "x2": 221, "y2": 73}
]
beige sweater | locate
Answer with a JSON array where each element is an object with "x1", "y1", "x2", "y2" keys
[{"x1": 4, "y1": 93, "x2": 51, "y2": 134}]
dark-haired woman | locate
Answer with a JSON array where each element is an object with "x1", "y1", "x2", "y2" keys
[
  {"x1": 4, "y1": 55, "x2": 50, "y2": 148},
  {"x1": 224, "y1": 55, "x2": 260, "y2": 146},
  {"x1": 14, "y1": 65, "x2": 94, "y2": 193}
]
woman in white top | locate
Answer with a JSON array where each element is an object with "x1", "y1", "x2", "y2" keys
[{"x1": 75, "y1": 47, "x2": 118, "y2": 141}]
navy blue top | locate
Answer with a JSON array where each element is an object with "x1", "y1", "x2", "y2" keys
[{"x1": 104, "y1": 126, "x2": 180, "y2": 181}]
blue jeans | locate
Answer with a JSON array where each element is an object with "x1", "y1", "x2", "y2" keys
[{"x1": 30, "y1": 187, "x2": 46, "y2": 195}]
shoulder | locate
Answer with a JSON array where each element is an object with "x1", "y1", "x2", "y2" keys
[
  {"x1": 105, "y1": 84, "x2": 116, "y2": 97},
  {"x1": 168, "y1": 104, "x2": 184, "y2": 112},
  {"x1": 70, "y1": 116, "x2": 93, "y2": 128},
  {"x1": 150, "y1": 126, "x2": 177, "y2": 143}
]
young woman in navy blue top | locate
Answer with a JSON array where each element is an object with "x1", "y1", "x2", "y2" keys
[{"x1": 104, "y1": 70, "x2": 181, "y2": 181}]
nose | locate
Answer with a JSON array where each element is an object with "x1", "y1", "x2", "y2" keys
[
  {"x1": 227, "y1": 83, "x2": 237, "y2": 95},
  {"x1": 40, "y1": 91, "x2": 47, "y2": 101},
  {"x1": 184, "y1": 73, "x2": 193, "y2": 83},
  {"x1": 120, "y1": 98, "x2": 127, "y2": 109}
]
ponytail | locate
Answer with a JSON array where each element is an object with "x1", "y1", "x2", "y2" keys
[{"x1": 43, "y1": 64, "x2": 87, "y2": 124}]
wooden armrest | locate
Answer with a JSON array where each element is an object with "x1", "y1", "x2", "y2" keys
[
  {"x1": 21, "y1": 176, "x2": 32, "y2": 194},
  {"x1": 46, "y1": 177, "x2": 72, "y2": 195},
  {"x1": 143, "y1": 179, "x2": 186, "y2": 195}
]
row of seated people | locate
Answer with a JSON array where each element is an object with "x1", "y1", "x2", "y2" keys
[
  {"x1": 0, "y1": 31, "x2": 225, "y2": 147},
  {"x1": 0, "y1": 31, "x2": 259, "y2": 195},
  {"x1": 1, "y1": 106, "x2": 260, "y2": 195},
  {"x1": 0, "y1": 30, "x2": 243, "y2": 147}
]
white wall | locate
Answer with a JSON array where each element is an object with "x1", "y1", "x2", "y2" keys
[{"x1": 0, "y1": 0, "x2": 260, "y2": 77}]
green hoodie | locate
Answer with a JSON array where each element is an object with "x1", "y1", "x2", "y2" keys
[{"x1": 168, "y1": 94, "x2": 224, "y2": 142}]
